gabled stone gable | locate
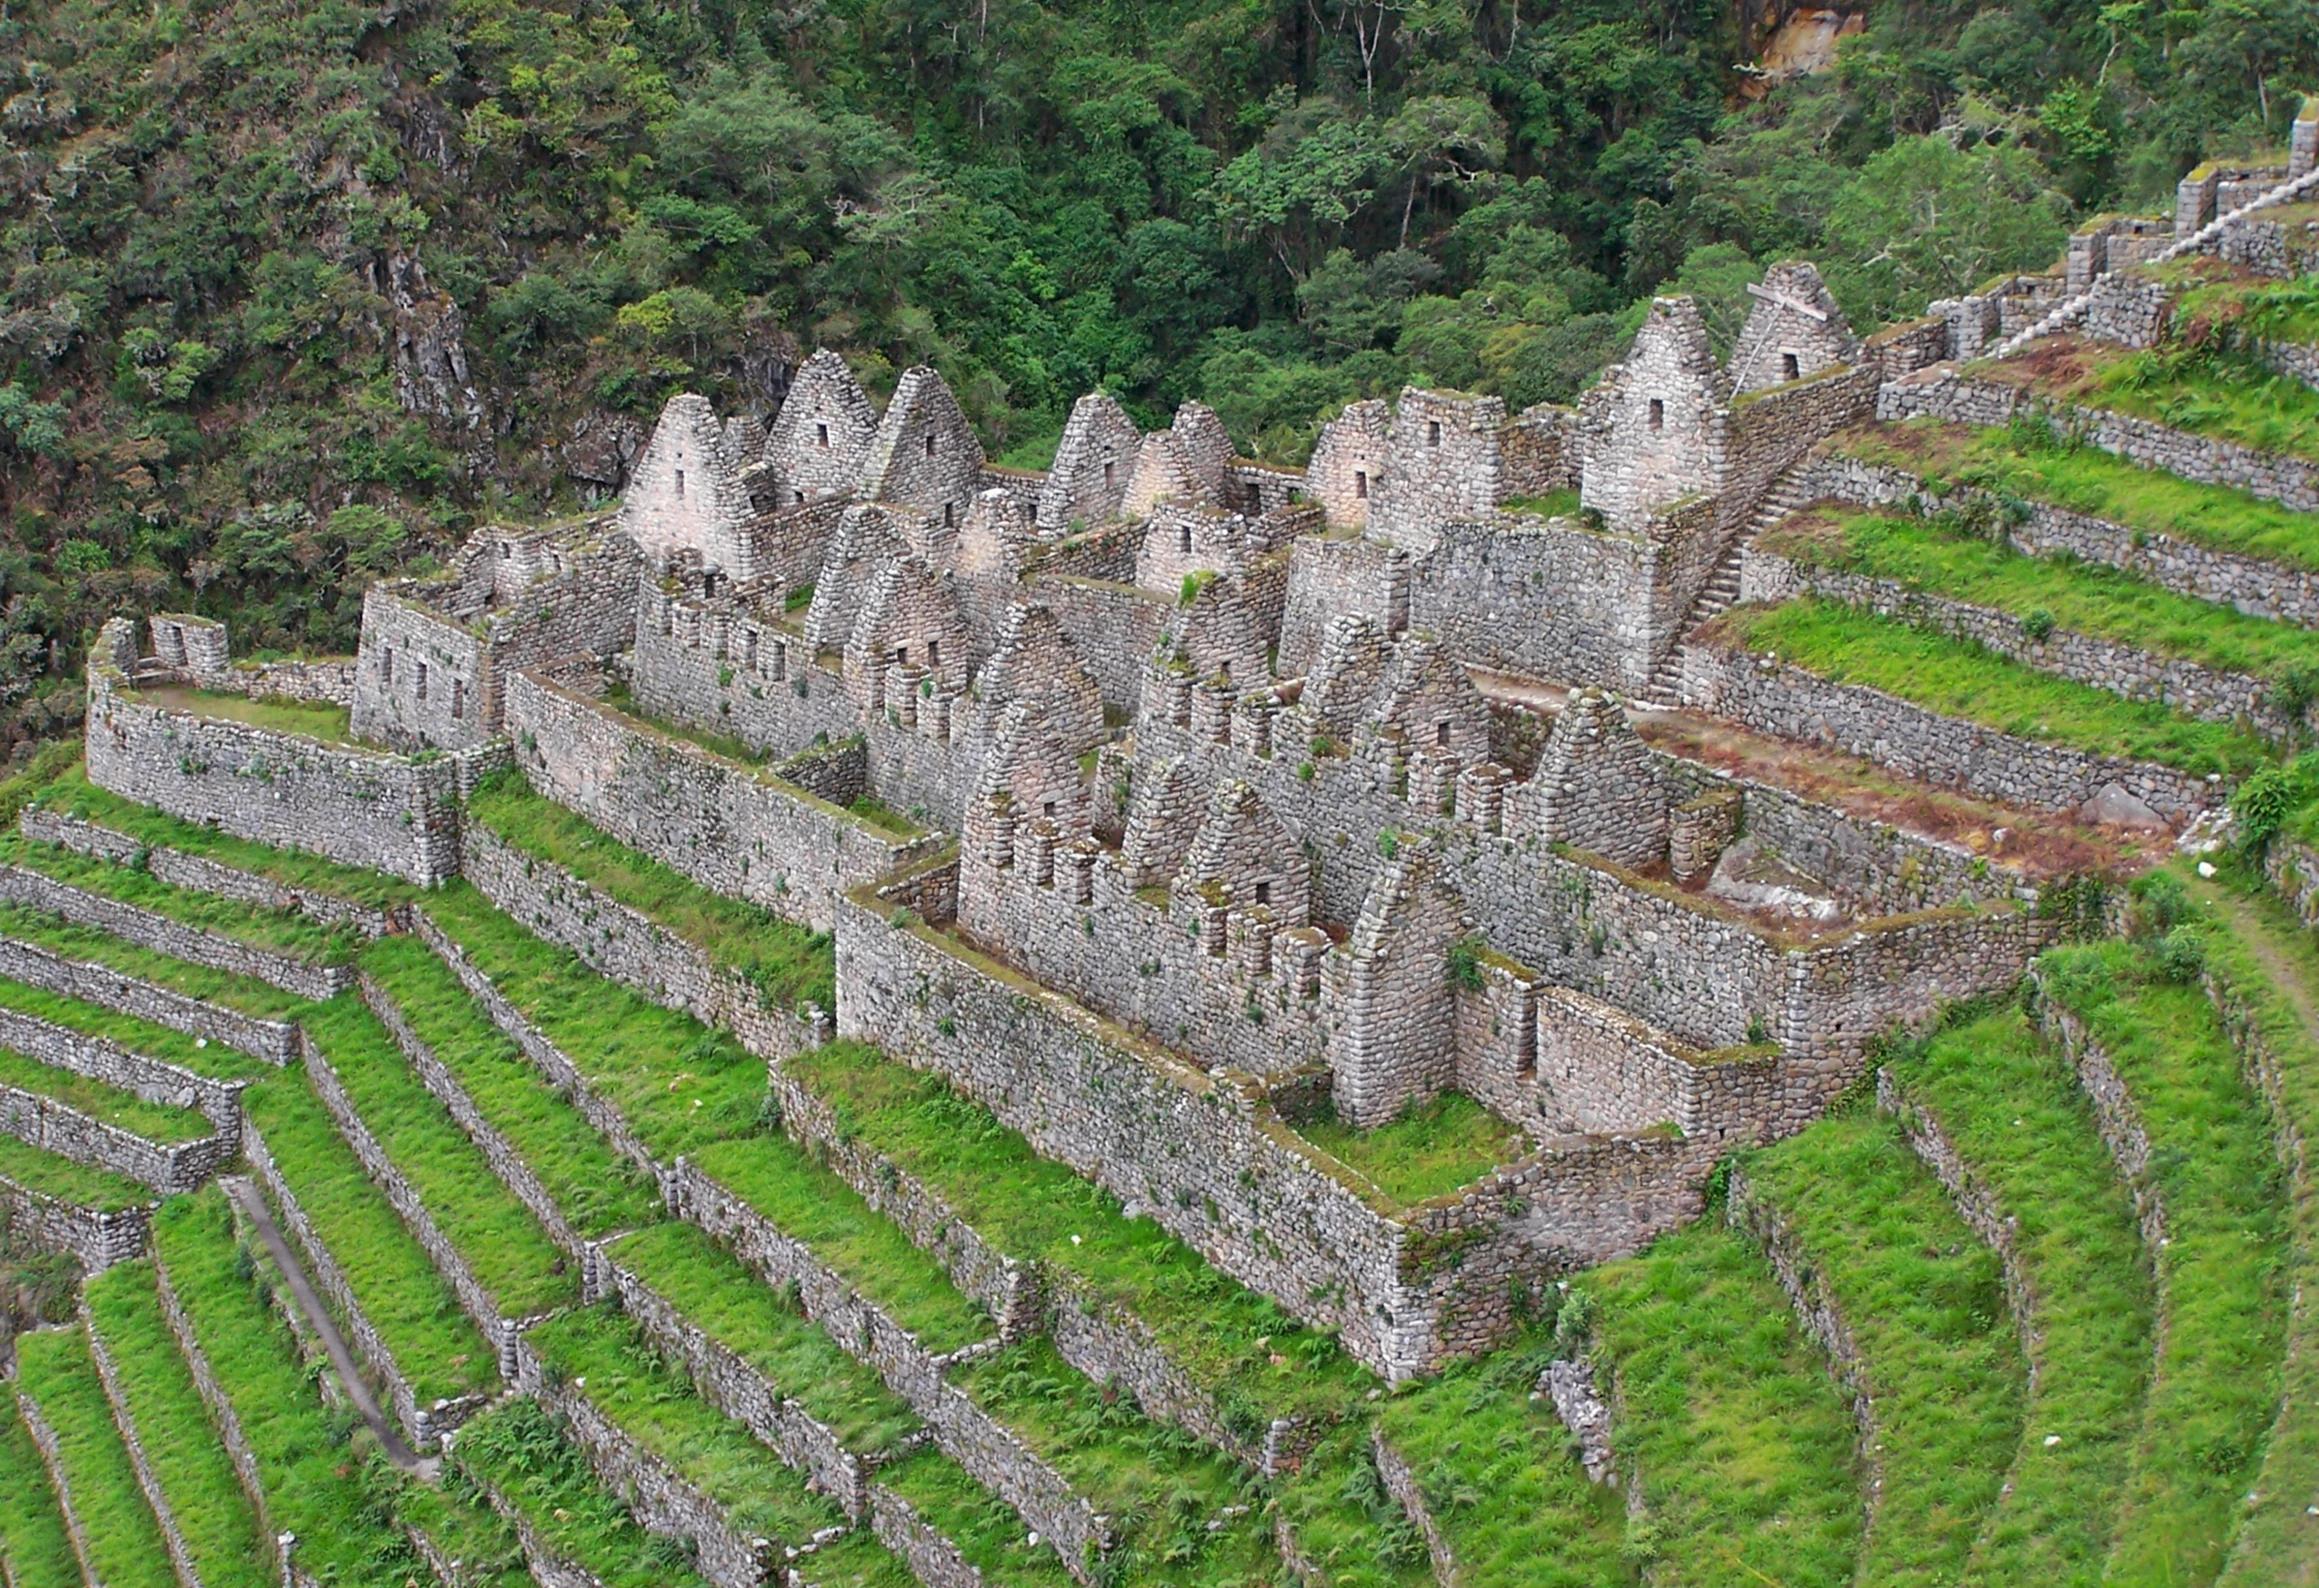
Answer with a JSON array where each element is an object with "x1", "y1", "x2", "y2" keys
[
  {"x1": 1168, "y1": 401, "x2": 1236, "y2": 503},
  {"x1": 1177, "y1": 779, "x2": 1311, "y2": 929},
  {"x1": 802, "y1": 504, "x2": 914, "y2": 652},
  {"x1": 764, "y1": 348, "x2": 879, "y2": 505},
  {"x1": 1035, "y1": 392, "x2": 1141, "y2": 534},
  {"x1": 844, "y1": 557, "x2": 971, "y2": 710},
  {"x1": 1120, "y1": 756, "x2": 1206, "y2": 889},
  {"x1": 1369, "y1": 388, "x2": 1505, "y2": 553},
  {"x1": 620, "y1": 393, "x2": 759, "y2": 575},
  {"x1": 856, "y1": 366, "x2": 985, "y2": 526},
  {"x1": 1728, "y1": 261, "x2": 1857, "y2": 394},
  {"x1": 1514, "y1": 688, "x2": 1668, "y2": 867},
  {"x1": 1120, "y1": 430, "x2": 1207, "y2": 520},
  {"x1": 1303, "y1": 613, "x2": 1394, "y2": 740},
  {"x1": 1373, "y1": 632, "x2": 1490, "y2": 765},
  {"x1": 952, "y1": 489, "x2": 1039, "y2": 659},
  {"x1": 1579, "y1": 297, "x2": 1726, "y2": 533},
  {"x1": 1305, "y1": 399, "x2": 1391, "y2": 530},
  {"x1": 1161, "y1": 572, "x2": 1272, "y2": 690},
  {"x1": 1327, "y1": 840, "x2": 1464, "y2": 1127}
]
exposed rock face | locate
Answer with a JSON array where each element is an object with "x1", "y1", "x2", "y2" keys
[{"x1": 382, "y1": 253, "x2": 485, "y2": 431}]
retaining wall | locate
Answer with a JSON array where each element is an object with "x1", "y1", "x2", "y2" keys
[
  {"x1": 0, "y1": 864, "x2": 353, "y2": 1000},
  {"x1": 21, "y1": 808, "x2": 397, "y2": 937},
  {"x1": 0, "y1": 1173, "x2": 150, "y2": 1270},
  {"x1": 0, "y1": 935, "x2": 298, "y2": 1066}
]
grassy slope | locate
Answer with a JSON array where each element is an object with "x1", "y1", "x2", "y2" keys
[
  {"x1": 1272, "y1": 1422, "x2": 1435, "y2": 1588},
  {"x1": 0, "y1": 1393, "x2": 81, "y2": 1588},
  {"x1": 2038, "y1": 941, "x2": 2289, "y2": 1583},
  {"x1": 1739, "y1": 1110, "x2": 2026, "y2": 1588},
  {"x1": 0, "y1": 831, "x2": 355, "y2": 961},
  {"x1": 150, "y1": 1189, "x2": 420, "y2": 1583},
  {"x1": 1721, "y1": 598, "x2": 2271, "y2": 779},
  {"x1": 0, "y1": 972, "x2": 272, "y2": 1081},
  {"x1": 239, "y1": 1069, "x2": 496, "y2": 1406},
  {"x1": 83, "y1": 1261, "x2": 273, "y2": 1588},
  {"x1": 0, "y1": 902, "x2": 310, "y2": 1020},
  {"x1": 0, "y1": 1042, "x2": 212, "y2": 1143},
  {"x1": 1292, "y1": 1091, "x2": 1525, "y2": 1203},
  {"x1": 874, "y1": 1447, "x2": 1077, "y2": 1585},
  {"x1": 1893, "y1": 1006, "x2": 2154, "y2": 1586},
  {"x1": 10, "y1": 1324, "x2": 175, "y2": 1588},
  {"x1": 1586, "y1": 1215, "x2": 1865, "y2": 1587},
  {"x1": 0, "y1": 1132, "x2": 154, "y2": 1211},
  {"x1": 360, "y1": 933, "x2": 659, "y2": 1237}
]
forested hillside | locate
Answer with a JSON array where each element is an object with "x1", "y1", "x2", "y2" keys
[{"x1": 0, "y1": 0, "x2": 2307, "y2": 738}]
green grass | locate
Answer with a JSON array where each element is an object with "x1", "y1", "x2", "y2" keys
[
  {"x1": 600, "y1": 678, "x2": 774, "y2": 765},
  {"x1": 602, "y1": 1221, "x2": 920, "y2": 1455},
  {"x1": 30, "y1": 764, "x2": 417, "y2": 909},
  {"x1": 847, "y1": 793, "x2": 920, "y2": 836},
  {"x1": 0, "y1": 903, "x2": 311, "y2": 1021},
  {"x1": 1835, "y1": 418, "x2": 2319, "y2": 574},
  {"x1": 420, "y1": 883, "x2": 767, "y2": 1160},
  {"x1": 1768, "y1": 504, "x2": 2319, "y2": 685},
  {"x1": 2073, "y1": 343, "x2": 2319, "y2": 463},
  {"x1": 949, "y1": 1338, "x2": 1275, "y2": 1585},
  {"x1": 1720, "y1": 598, "x2": 2272, "y2": 779},
  {"x1": 0, "y1": 1132, "x2": 154, "y2": 1211},
  {"x1": 83, "y1": 1261, "x2": 273, "y2": 1588},
  {"x1": 2176, "y1": 271, "x2": 2319, "y2": 345},
  {"x1": 525, "y1": 1305, "x2": 848, "y2": 1549},
  {"x1": 239, "y1": 1070, "x2": 496, "y2": 1406},
  {"x1": 1372, "y1": 1335, "x2": 1632, "y2": 1587},
  {"x1": 360, "y1": 934, "x2": 659, "y2": 1237},
  {"x1": 0, "y1": 1043, "x2": 212, "y2": 1144},
  {"x1": 788, "y1": 1525, "x2": 918, "y2": 1588},
  {"x1": 450, "y1": 1397, "x2": 712, "y2": 1588},
  {"x1": 1738, "y1": 1109, "x2": 2027, "y2": 1588},
  {"x1": 875, "y1": 1446, "x2": 1077, "y2": 1585},
  {"x1": 299, "y1": 994, "x2": 577, "y2": 1319},
  {"x1": 2039, "y1": 938, "x2": 2293, "y2": 1582},
  {"x1": 789, "y1": 1041, "x2": 1371, "y2": 1428},
  {"x1": 0, "y1": 832, "x2": 357, "y2": 963},
  {"x1": 689, "y1": 1134, "x2": 994, "y2": 1354},
  {"x1": 0, "y1": 973, "x2": 271, "y2": 1081},
  {"x1": 11, "y1": 1325, "x2": 175, "y2": 1588},
  {"x1": 1582, "y1": 1215, "x2": 1865, "y2": 1588},
  {"x1": 128, "y1": 684, "x2": 362, "y2": 746},
  {"x1": 1272, "y1": 1423, "x2": 1434, "y2": 1588},
  {"x1": 1500, "y1": 488, "x2": 1582, "y2": 519},
  {"x1": 390, "y1": 1471, "x2": 532, "y2": 1588},
  {"x1": 0, "y1": 1394, "x2": 81, "y2": 1588},
  {"x1": 1887, "y1": 1006, "x2": 2155, "y2": 1586},
  {"x1": 466, "y1": 769, "x2": 835, "y2": 1013},
  {"x1": 1292, "y1": 1091, "x2": 1525, "y2": 1205},
  {"x1": 150, "y1": 1188, "x2": 426, "y2": 1583},
  {"x1": 2191, "y1": 870, "x2": 2319, "y2": 1587}
]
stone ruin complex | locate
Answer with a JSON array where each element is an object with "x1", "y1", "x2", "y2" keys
[{"x1": 78, "y1": 109, "x2": 2319, "y2": 1380}]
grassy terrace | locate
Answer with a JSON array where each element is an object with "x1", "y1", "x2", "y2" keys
[
  {"x1": 0, "y1": 1043, "x2": 210, "y2": 1144},
  {"x1": 874, "y1": 1447, "x2": 1075, "y2": 1585},
  {"x1": 1292, "y1": 1091, "x2": 1525, "y2": 1204},
  {"x1": 419, "y1": 884, "x2": 770, "y2": 1157},
  {"x1": 1888, "y1": 1006, "x2": 2153, "y2": 1584},
  {"x1": 789, "y1": 1526, "x2": 918, "y2": 1587},
  {"x1": 239, "y1": 1070, "x2": 497, "y2": 1406},
  {"x1": 0, "y1": 973, "x2": 271, "y2": 1082},
  {"x1": 152, "y1": 1189, "x2": 426, "y2": 1583},
  {"x1": 0, "y1": 831, "x2": 358, "y2": 964},
  {"x1": 1272, "y1": 1424, "x2": 1434, "y2": 1588},
  {"x1": 949, "y1": 1339, "x2": 1277, "y2": 1583},
  {"x1": 128, "y1": 685, "x2": 364, "y2": 747},
  {"x1": 2187, "y1": 872, "x2": 2319, "y2": 1586},
  {"x1": 391, "y1": 1474, "x2": 531, "y2": 1588},
  {"x1": 1372, "y1": 1335, "x2": 1630, "y2": 1586},
  {"x1": 1713, "y1": 598, "x2": 2272, "y2": 780},
  {"x1": 451, "y1": 1397, "x2": 712, "y2": 1588},
  {"x1": 1765, "y1": 503, "x2": 2319, "y2": 684},
  {"x1": 1584, "y1": 1217, "x2": 1864, "y2": 1587},
  {"x1": 791, "y1": 1041, "x2": 1372, "y2": 1426},
  {"x1": 30, "y1": 764, "x2": 416, "y2": 911},
  {"x1": 0, "y1": 903, "x2": 310, "y2": 1022},
  {"x1": 1739, "y1": 1110, "x2": 2026, "y2": 1588},
  {"x1": 1973, "y1": 334, "x2": 2319, "y2": 462},
  {"x1": 603, "y1": 1221, "x2": 920, "y2": 1456},
  {"x1": 1834, "y1": 418, "x2": 2319, "y2": 574},
  {"x1": 466, "y1": 770, "x2": 835, "y2": 1013},
  {"x1": 83, "y1": 1262, "x2": 272, "y2": 1588},
  {"x1": 300, "y1": 995, "x2": 576, "y2": 1319},
  {"x1": 525, "y1": 1306, "x2": 852, "y2": 1550},
  {"x1": 361, "y1": 935, "x2": 659, "y2": 1237},
  {"x1": 12, "y1": 1325, "x2": 174, "y2": 1588},
  {"x1": 0, "y1": 1394, "x2": 80, "y2": 1588},
  {"x1": 2038, "y1": 940, "x2": 2290, "y2": 1582},
  {"x1": 0, "y1": 1133, "x2": 155, "y2": 1212}
]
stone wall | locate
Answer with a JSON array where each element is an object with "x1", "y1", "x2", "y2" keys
[
  {"x1": 0, "y1": 1079, "x2": 230, "y2": 1195},
  {"x1": 0, "y1": 1173, "x2": 150, "y2": 1270},
  {"x1": 150, "y1": 1233, "x2": 290, "y2": 1582},
  {"x1": 348, "y1": 587, "x2": 490, "y2": 751},
  {"x1": 630, "y1": 584, "x2": 861, "y2": 761},
  {"x1": 21, "y1": 809, "x2": 396, "y2": 938},
  {"x1": 1027, "y1": 576, "x2": 1170, "y2": 711},
  {"x1": 0, "y1": 864, "x2": 353, "y2": 1001},
  {"x1": 84, "y1": 633, "x2": 467, "y2": 886},
  {"x1": 80, "y1": 1293, "x2": 207, "y2": 1588},
  {"x1": 866, "y1": 1486, "x2": 982, "y2": 1588},
  {"x1": 1369, "y1": 390, "x2": 1505, "y2": 553},
  {"x1": 505, "y1": 665, "x2": 939, "y2": 933},
  {"x1": 1678, "y1": 640, "x2": 2223, "y2": 825},
  {"x1": 1277, "y1": 536, "x2": 1402, "y2": 678},
  {"x1": 0, "y1": 934, "x2": 297, "y2": 1066},
  {"x1": 2032, "y1": 981, "x2": 2168, "y2": 1248},
  {"x1": 1410, "y1": 514, "x2": 1662, "y2": 692},
  {"x1": 0, "y1": 1002, "x2": 243, "y2": 1146}
]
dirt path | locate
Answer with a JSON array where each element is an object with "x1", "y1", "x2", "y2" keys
[{"x1": 221, "y1": 1175, "x2": 432, "y2": 1475}]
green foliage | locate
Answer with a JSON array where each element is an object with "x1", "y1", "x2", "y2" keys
[
  {"x1": 451, "y1": 1399, "x2": 710, "y2": 1588},
  {"x1": 0, "y1": 1394, "x2": 80, "y2": 1588},
  {"x1": 1296, "y1": 1092, "x2": 1523, "y2": 1205},
  {"x1": 11, "y1": 1326, "x2": 177, "y2": 1588}
]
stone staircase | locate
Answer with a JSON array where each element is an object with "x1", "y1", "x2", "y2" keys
[
  {"x1": 1991, "y1": 163, "x2": 2319, "y2": 360},
  {"x1": 1639, "y1": 465, "x2": 1817, "y2": 705}
]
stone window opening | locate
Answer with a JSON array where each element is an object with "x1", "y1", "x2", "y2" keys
[
  {"x1": 1255, "y1": 880, "x2": 1271, "y2": 906},
  {"x1": 415, "y1": 661, "x2": 429, "y2": 702},
  {"x1": 1427, "y1": 420, "x2": 1441, "y2": 446},
  {"x1": 743, "y1": 630, "x2": 759, "y2": 672},
  {"x1": 944, "y1": 501, "x2": 956, "y2": 529},
  {"x1": 1436, "y1": 719, "x2": 1451, "y2": 748},
  {"x1": 796, "y1": 490, "x2": 807, "y2": 504},
  {"x1": 1042, "y1": 798, "x2": 1057, "y2": 818},
  {"x1": 894, "y1": 645, "x2": 908, "y2": 667},
  {"x1": 924, "y1": 434, "x2": 937, "y2": 458},
  {"x1": 1648, "y1": 399, "x2": 1664, "y2": 430},
  {"x1": 381, "y1": 649, "x2": 393, "y2": 684},
  {"x1": 1245, "y1": 483, "x2": 1262, "y2": 514},
  {"x1": 927, "y1": 638, "x2": 940, "y2": 668},
  {"x1": 816, "y1": 422, "x2": 830, "y2": 449},
  {"x1": 1782, "y1": 351, "x2": 1800, "y2": 382},
  {"x1": 450, "y1": 679, "x2": 465, "y2": 720},
  {"x1": 1103, "y1": 460, "x2": 1115, "y2": 489},
  {"x1": 1178, "y1": 523, "x2": 1193, "y2": 554},
  {"x1": 675, "y1": 468, "x2": 687, "y2": 497},
  {"x1": 1354, "y1": 469, "x2": 1368, "y2": 500}
]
